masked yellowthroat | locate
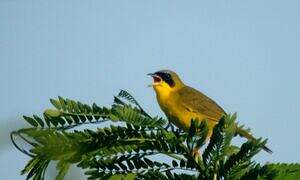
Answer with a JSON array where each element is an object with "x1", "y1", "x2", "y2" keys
[{"x1": 148, "y1": 70, "x2": 272, "y2": 153}]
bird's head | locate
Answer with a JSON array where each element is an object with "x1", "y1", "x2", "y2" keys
[{"x1": 148, "y1": 70, "x2": 184, "y2": 94}]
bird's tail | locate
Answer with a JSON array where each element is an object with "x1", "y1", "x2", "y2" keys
[{"x1": 236, "y1": 127, "x2": 272, "y2": 154}]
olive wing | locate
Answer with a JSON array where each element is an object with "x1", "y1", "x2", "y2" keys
[{"x1": 177, "y1": 86, "x2": 226, "y2": 121}]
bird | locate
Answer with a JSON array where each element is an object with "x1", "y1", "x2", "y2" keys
[{"x1": 148, "y1": 69, "x2": 272, "y2": 153}]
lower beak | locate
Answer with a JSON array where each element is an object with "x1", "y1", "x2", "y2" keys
[
  {"x1": 147, "y1": 73, "x2": 156, "y2": 87},
  {"x1": 147, "y1": 73, "x2": 153, "y2": 87}
]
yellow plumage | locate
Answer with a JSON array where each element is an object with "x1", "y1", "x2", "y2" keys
[{"x1": 149, "y1": 70, "x2": 272, "y2": 153}]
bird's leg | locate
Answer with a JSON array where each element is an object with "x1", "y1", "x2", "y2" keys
[
  {"x1": 191, "y1": 129, "x2": 212, "y2": 163},
  {"x1": 192, "y1": 147, "x2": 202, "y2": 163}
]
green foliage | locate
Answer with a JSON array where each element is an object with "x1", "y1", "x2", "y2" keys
[{"x1": 11, "y1": 90, "x2": 300, "y2": 179}]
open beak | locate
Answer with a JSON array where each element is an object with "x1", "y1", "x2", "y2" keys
[{"x1": 147, "y1": 73, "x2": 161, "y2": 87}]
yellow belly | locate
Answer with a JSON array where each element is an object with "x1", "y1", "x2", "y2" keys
[
  {"x1": 167, "y1": 106, "x2": 208, "y2": 131},
  {"x1": 157, "y1": 95, "x2": 210, "y2": 130},
  {"x1": 157, "y1": 93, "x2": 216, "y2": 138}
]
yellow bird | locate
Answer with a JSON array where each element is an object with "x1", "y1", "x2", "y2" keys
[{"x1": 148, "y1": 69, "x2": 272, "y2": 153}]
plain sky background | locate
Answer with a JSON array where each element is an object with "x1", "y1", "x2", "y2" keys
[{"x1": 1, "y1": 1, "x2": 300, "y2": 179}]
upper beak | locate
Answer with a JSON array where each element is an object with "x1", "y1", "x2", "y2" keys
[{"x1": 147, "y1": 73, "x2": 155, "y2": 77}]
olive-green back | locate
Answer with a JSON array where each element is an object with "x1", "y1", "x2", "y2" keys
[{"x1": 177, "y1": 86, "x2": 226, "y2": 121}]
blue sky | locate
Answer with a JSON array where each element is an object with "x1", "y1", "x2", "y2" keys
[{"x1": 1, "y1": 1, "x2": 300, "y2": 179}]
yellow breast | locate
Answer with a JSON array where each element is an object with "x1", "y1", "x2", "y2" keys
[{"x1": 156, "y1": 90, "x2": 207, "y2": 131}]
